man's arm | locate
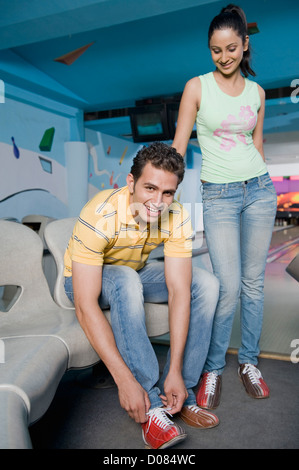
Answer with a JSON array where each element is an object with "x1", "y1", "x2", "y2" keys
[
  {"x1": 161, "y1": 256, "x2": 192, "y2": 413},
  {"x1": 72, "y1": 261, "x2": 151, "y2": 423}
]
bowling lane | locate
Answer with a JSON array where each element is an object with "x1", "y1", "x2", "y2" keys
[
  {"x1": 269, "y1": 224, "x2": 299, "y2": 249},
  {"x1": 267, "y1": 225, "x2": 299, "y2": 263}
]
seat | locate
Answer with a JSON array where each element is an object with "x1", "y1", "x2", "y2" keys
[
  {"x1": 44, "y1": 218, "x2": 170, "y2": 337},
  {"x1": 44, "y1": 217, "x2": 77, "y2": 309},
  {"x1": 0, "y1": 220, "x2": 100, "y2": 449},
  {"x1": 22, "y1": 214, "x2": 56, "y2": 249},
  {"x1": 21, "y1": 214, "x2": 57, "y2": 296},
  {"x1": 286, "y1": 252, "x2": 299, "y2": 283},
  {"x1": 0, "y1": 218, "x2": 170, "y2": 448}
]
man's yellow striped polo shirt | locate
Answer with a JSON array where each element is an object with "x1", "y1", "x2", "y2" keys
[{"x1": 64, "y1": 186, "x2": 193, "y2": 276}]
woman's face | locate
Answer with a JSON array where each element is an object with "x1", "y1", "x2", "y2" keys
[{"x1": 209, "y1": 28, "x2": 249, "y2": 76}]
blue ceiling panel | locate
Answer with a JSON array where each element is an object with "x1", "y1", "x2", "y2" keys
[{"x1": 0, "y1": 0, "x2": 298, "y2": 132}]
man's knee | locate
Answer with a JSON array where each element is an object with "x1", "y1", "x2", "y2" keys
[{"x1": 103, "y1": 265, "x2": 143, "y2": 302}]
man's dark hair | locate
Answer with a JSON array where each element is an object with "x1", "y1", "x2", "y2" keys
[{"x1": 130, "y1": 142, "x2": 185, "y2": 185}]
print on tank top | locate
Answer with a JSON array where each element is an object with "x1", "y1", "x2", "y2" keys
[{"x1": 213, "y1": 105, "x2": 257, "y2": 152}]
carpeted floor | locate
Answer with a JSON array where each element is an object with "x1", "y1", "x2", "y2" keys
[{"x1": 29, "y1": 344, "x2": 299, "y2": 450}]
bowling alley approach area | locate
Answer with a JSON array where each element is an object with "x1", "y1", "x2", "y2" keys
[
  {"x1": 154, "y1": 222, "x2": 299, "y2": 362},
  {"x1": 1, "y1": 0, "x2": 299, "y2": 451},
  {"x1": 28, "y1": 222, "x2": 299, "y2": 450},
  {"x1": 230, "y1": 224, "x2": 299, "y2": 361}
]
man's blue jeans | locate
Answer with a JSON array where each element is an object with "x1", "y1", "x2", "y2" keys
[
  {"x1": 65, "y1": 262, "x2": 219, "y2": 409},
  {"x1": 202, "y1": 172, "x2": 277, "y2": 374}
]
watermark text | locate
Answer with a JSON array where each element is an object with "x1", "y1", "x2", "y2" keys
[
  {"x1": 290, "y1": 339, "x2": 299, "y2": 364},
  {"x1": 0, "y1": 79, "x2": 4, "y2": 103},
  {"x1": 0, "y1": 339, "x2": 5, "y2": 363},
  {"x1": 290, "y1": 78, "x2": 299, "y2": 104}
]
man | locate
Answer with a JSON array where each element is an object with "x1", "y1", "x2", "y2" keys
[{"x1": 64, "y1": 142, "x2": 219, "y2": 449}]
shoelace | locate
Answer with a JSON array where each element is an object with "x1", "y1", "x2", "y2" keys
[
  {"x1": 205, "y1": 372, "x2": 218, "y2": 395},
  {"x1": 186, "y1": 405, "x2": 202, "y2": 413},
  {"x1": 241, "y1": 364, "x2": 262, "y2": 384},
  {"x1": 145, "y1": 407, "x2": 174, "y2": 432}
]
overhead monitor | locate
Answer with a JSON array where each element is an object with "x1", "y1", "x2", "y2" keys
[
  {"x1": 129, "y1": 104, "x2": 170, "y2": 143},
  {"x1": 167, "y1": 103, "x2": 197, "y2": 140}
]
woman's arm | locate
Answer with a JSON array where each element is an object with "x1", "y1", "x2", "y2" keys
[
  {"x1": 171, "y1": 77, "x2": 201, "y2": 157},
  {"x1": 253, "y1": 84, "x2": 266, "y2": 161}
]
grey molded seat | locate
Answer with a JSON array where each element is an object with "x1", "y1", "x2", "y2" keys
[
  {"x1": 44, "y1": 217, "x2": 170, "y2": 337},
  {"x1": 22, "y1": 214, "x2": 56, "y2": 249},
  {"x1": 0, "y1": 220, "x2": 100, "y2": 448},
  {"x1": 0, "y1": 218, "x2": 170, "y2": 448},
  {"x1": 286, "y1": 252, "x2": 299, "y2": 283}
]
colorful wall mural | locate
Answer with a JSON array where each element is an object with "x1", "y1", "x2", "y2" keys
[
  {"x1": 0, "y1": 84, "x2": 76, "y2": 221},
  {"x1": 1, "y1": 81, "x2": 299, "y2": 228},
  {"x1": 1, "y1": 140, "x2": 68, "y2": 220},
  {"x1": 86, "y1": 128, "x2": 142, "y2": 199}
]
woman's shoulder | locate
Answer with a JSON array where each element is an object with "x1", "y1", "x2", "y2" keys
[
  {"x1": 182, "y1": 76, "x2": 202, "y2": 102},
  {"x1": 244, "y1": 79, "x2": 265, "y2": 111},
  {"x1": 246, "y1": 78, "x2": 265, "y2": 95},
  {"x1": 256, "y1": 83, "x2": 265, "y2": 109},
  {"x1": 256, "y1": 82, "x2": 265, "y2": 98},
  {"x1": 185, "y1": 75, "x2": 201, "y2": 88},
  {"x1": 184, "y1": 71, "x2": 212, "y2": 87}
]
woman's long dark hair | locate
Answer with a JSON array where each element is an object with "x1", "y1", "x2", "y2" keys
[{"x1": 208, "y1": 4, "x2": 255, "y2": 77}]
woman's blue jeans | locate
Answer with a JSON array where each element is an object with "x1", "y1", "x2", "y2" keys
[
  {"x1": 65, "y1": 262, "x2": 219, "y2": 409},
  {"x1": 202, "y1": 172, "x2": 277, "y2": 374}
]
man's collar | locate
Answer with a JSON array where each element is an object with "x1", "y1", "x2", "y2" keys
[{"x1": 118, "y1": 186, "x2": 140, "y2": 228}]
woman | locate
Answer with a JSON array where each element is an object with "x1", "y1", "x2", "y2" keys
[{"x1": 172, "y1": 4, "x2": 277, "y2": 408}]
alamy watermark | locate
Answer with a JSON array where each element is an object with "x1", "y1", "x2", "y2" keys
[
  {"x1": 290, "y1": 78, "x2": 299, "y2": 104},
  {"x1": 93, "y1": 197, "x2": 199, "y2": 247},
  {"x1": 0, "y1": 79, "x2": 4, "y2": 103},
  {"x1": 290, "y1": 339, "x2": 299, "y2": 364},
  {"x1": 0, "y1": 339, "x2": 4, "y2": 363},
  {"x1": 0, "y1": 339, "x2": 298, "y2": 365}
]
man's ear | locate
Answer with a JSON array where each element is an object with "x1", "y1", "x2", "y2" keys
[{"x1": 126, "y1": 173, "x2": 135, "y2": 194}]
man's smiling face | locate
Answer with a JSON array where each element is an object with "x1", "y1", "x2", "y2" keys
[{"x1": 126, "y1": 162, "x2": 179, "y2": 228}]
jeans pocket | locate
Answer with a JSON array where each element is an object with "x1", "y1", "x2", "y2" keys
[
  {"x1": 202, "y1": 186, "x2": 224, "y2": 202},
  {"x1": 259, "y1": 174, "x2": 277, "y2": 196}
]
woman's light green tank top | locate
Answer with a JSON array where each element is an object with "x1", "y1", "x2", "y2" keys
[{"x1": 196, "y1": 72, "x2": 267, "y2": 183}]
